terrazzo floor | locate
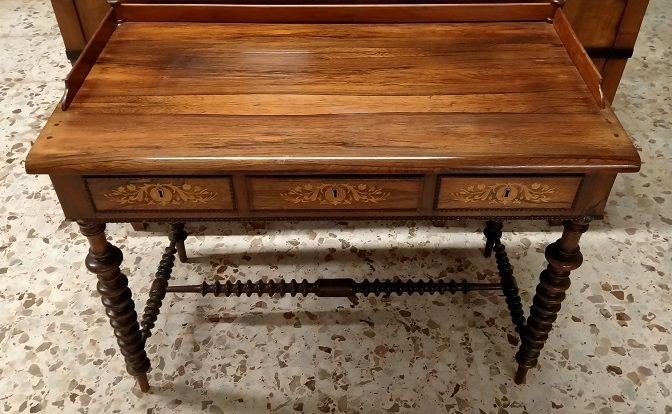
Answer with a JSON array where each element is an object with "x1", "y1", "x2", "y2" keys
[{"x1": 1, "y1": 0, "x2": 671, "y2": 413}]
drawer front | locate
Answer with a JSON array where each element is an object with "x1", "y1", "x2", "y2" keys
[
  {"x1": 86, "y1": 177, "x2": 234, "y2": 211},
  {"x1": 437, "y1": 176, "x2": 582, "y2": 210},
  {"x1": 249, "y1": 177, "x2": 422, "y2": 211}
]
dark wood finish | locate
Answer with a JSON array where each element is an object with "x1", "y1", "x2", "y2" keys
[
  {"x1": 78, "y1": 221, "x2": 151, "y2": 391},
  {"x1": 85, "y1": 177, "x2": 234, "y2": 211},
  {"x1": 483, "y1": 221, "x2": 525, "y2": 334},
  {"x1": 249, "y1": 177, "x2": 422, "y2": 211},
  {"x1": 166, "y1": 278, "x2": 503, "y2": 297},
  {"x1": 171, "y1": 223, "x2": 188, "y2": 263},
  {"x1": 436, "y1": 176, "x2": 582, "y2": 210},
  {"x1": 483, "y1": 220, "x2": 502, "y2": 258},
  {"x1": 139, "y1": 224, "x2": 179, "y2": 342},
  {"x1": 30, "y1": 2, "x2": 642, "y2": 390},
  {"x1": 490, "y1": 224, "x2": 526, "y2": 334},
  {"x1": 515, "y1": 218, "x2": 590, "y2": 384}
]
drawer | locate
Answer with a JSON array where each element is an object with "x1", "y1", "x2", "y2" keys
[
  {"x1": 249, "y1": 177, "x2": 422, "y2": 211},
  {"x1": 86, "y1": 177, "x2": 234, "y2": 211},
  {"x1": 436, "y1": 176, "x2": 582, "y2": 210}
]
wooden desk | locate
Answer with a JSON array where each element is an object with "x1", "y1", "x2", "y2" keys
[{"x1": 26, "y1": 1, "x2": 641, "y2": 392}]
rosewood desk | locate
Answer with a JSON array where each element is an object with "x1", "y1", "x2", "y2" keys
[{"x1": 25, "y1": 1, "x2": 641, "y2": 392}]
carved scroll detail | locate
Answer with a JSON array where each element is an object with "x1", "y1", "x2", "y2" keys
[
  {"x1": 451, "y1": 182, "x2": 557, "y2": 205},
  {"x1": 281, "y1": 183, "x2": 390, "y2": 206},
  {"x1": 104, "y1": 183, "x2": 217, "y2": 206}
]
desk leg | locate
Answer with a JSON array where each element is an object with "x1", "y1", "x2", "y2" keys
[
  {"x1": 78, "y1": 222, "x2": 152, "y2": 392},
  {"x1": 515, "y1": 218, "x2": 590, "y2": 384},
  {"x1": 170, "y1": 223, "x2": 188, "y2": 263},
  {"x1": 483, "y1": 220, "x2": 503, "y2": 258}
]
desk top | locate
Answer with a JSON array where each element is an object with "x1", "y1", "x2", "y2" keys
[{"x1": 26, "y1": 2, "x2": 640, "y2": 175}]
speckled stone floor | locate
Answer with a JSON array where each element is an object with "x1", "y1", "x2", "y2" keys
[{"x1": 1, "y1": 1, "x2": 670, "y2": 413}]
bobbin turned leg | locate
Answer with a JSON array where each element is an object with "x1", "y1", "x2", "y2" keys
[
  {"x1": 514, "y1": 218, "x2": 590, "y2": 384},
  {"x1": 170, "y1": 223, "x2": 188, "y2": 263},
  {"x1": 483, "y1": 220, "x2": 503, "y2": 258},
  {"x1": 78, "y1": 221, "x2": 151, "y2": 392}
]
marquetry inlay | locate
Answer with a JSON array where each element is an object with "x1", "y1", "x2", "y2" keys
[
  {"x1": 281, "y1": 183, "x2": 391, "y2": 206},
  {"x1": 451, "y1": 182, "x2": 557, "y2": 205},
  {"x1": 104, "y1": 183, "x2": 217, "y2": 206}
]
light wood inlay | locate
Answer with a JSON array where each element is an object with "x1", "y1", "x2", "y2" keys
[
  {"x1": 437, "y1": 176, "x2": 582, "y2": 210},
  {"x1": 250, "y1": 177, "x2": 422, "y2": 211},
  {"x1": 281, "y1": 183, "x2": 390, "y2": 206},
  {"x1": 86, "y1": 177, "x2": 234, "y2": 211}
]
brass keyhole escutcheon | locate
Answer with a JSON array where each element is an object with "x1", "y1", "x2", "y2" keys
[
  {"x1": 149, "y1": 185, "x2": 173, "y2": 203},
  {"x1": 323, "y1": 184, "x2": 348, "y2": 205},
  {"x1": 494, "y1": 185, "x2": 518, "y2": 204}
]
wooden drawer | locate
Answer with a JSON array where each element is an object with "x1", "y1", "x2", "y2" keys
[
  {"x1": 249, "y1": 177, "x2": 422, "y2": 211},
  {"x1": 86, "y1": 177, "x2": 234, "y2": 211},
  {"x1": 436, "y1": 176, "x2": 582, "y2": 210}
]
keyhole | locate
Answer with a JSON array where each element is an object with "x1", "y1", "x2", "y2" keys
[
  {"x1": 332, "y1": 189, "x2": 339, "y2": 198},
  {"x1": 503, "y1": 188, "x2": 511, "y2": 198},
  {"x1": 158, "y1": 189, "x2": 165, "y2": 198}
]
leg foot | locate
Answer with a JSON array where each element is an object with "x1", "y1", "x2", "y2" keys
[
  {"x1": 78, "y1": 222, "x2": 151, "y2": 386},
  {"x1": 515, "y1": 218, "x2": 590, "y2": 382},
  {"x1": 176, "y1": 242, "x2": 187, "y2": 263},
  {"x1": 170, "y1": 223, "x2": 188, "y2": 263},
  {"x1": 514, "y1": 366, "x2": 528, "y2": 385},
  {"x1": 136, "y1": 373, "x2": 150, "y2": 392}
]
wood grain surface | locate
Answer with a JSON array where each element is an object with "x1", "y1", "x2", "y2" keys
[
  {"x1": 26, "y1": 21, "x2": 640, "y2": 174},
  {"x1": 118, "y1": 3, "x2": 552, "y2": 23}
]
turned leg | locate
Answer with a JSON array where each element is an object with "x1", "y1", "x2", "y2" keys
[
  {"x1": 170, "y1": 223, "x2": 188, "y2": 263},
  {"x1": 483, "y1": 220, "x2": 503, "y2": 258},
  {"x1": 515, "y1": 218, "x2": 590, "y2": 384},
  {"x1": 493, "y1": 241, "x2": 526, "y2": 335},
  {"x1": 140, "y1": 226, "x2": 180, "y2": 342},
  {"x1": 78, "y1": 222, "x2": 151, "y2": 392},
  {"x1": 483, "y1": 221, "x2": 525, "y2": 333}
]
